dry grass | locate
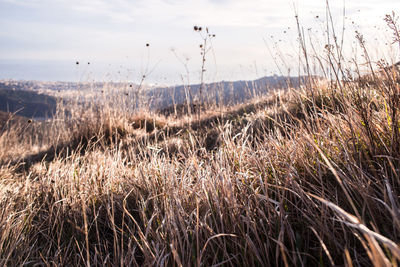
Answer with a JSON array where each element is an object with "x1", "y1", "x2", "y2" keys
[
  {"x1": 1, "y1": 11, "x2": 400, "y2": 267},
  {"x1": 1, "y1": 73, "x2": 400, "y2": 266}
]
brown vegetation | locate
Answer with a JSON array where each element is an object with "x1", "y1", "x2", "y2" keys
[
  {"x1": 1, "y1": 10, "x2": 400, "y2": 267},
  {"x1": 1, "y1": 66, "x2": 400, "y2": 265}
]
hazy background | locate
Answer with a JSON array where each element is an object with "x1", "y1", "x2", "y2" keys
[{"x1": 1, "y1": 0, "x2": 399, "y2": 85}]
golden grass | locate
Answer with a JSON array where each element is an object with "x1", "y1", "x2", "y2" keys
[
  {"x1": 1, "y1": 11, "x2": 400, "y2": 266},
  {"x1": 1, "y1": 71, "x2": 400, "y2": 266}
]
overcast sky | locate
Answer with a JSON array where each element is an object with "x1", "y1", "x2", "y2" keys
[{"x1": 0, "y1": 0, "x2": 399, "y2": 84}]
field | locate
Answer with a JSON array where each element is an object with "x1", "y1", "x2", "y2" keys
[{"x1": 1, "y1": 12, "x2": 400, "y2": 267}]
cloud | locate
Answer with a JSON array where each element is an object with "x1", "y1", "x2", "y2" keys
[
  {"x1": 1, "y1": 0, "x2": 400, "y2": 82},
  {"x1": 0, "y1": 0, "x2": 292, "y2": 27}
]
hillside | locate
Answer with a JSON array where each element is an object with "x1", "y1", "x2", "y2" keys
[
  {"x1": 2, "y1": 9, "x2": 400, "y2": 266},
  {"x1": 0, "y1": 75, "x2": 313, "y2": 118},
  {"x1": 1, "y1": 63, "x2": 400, "y2": 265},
  {"x1": 0, "y1": 88, "x2": 57, "y2": 118},
  {"x1": 147, "y1": 75, "x2": 313, "y2": 110}
]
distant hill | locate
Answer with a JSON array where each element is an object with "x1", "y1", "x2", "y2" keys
[
  {"x1": 0, "y1": 88, "x2": 57, "y2": 118},
  {"x1": 0, "y1": 75, "x2": 317, "y2": 117},
  {"x1": 147, "y1": 75, "x2": 314, "y2": 112}
]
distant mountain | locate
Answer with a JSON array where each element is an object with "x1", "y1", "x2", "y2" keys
[
  {"x1": 146, "y1": 75, "x2": 314, "y2": 112},
  {"x1": 0, "y1": 80, "x2": 135, "y2": 92},
  {"x1": 0, "y1": 75, "x2": 317, "y2": 117},
  {"x1": 0, "y1": 87, "x2": 57, "y2": 118}
]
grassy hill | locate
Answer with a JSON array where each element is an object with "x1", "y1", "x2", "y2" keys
[
  {"x1": 1, "y1": 66, "x2": 400, "y2": 265},
  {"x1": 1, "y1": 12, "x2": 400, "y2": 266}
]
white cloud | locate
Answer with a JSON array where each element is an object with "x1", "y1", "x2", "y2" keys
[{"x1": 1, "y1": 0, "x2": 400, "y2": 82}]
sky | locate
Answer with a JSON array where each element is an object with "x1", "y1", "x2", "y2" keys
[{"x1": 0, "y1": 0, "x2": 399, "y2": 85}]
